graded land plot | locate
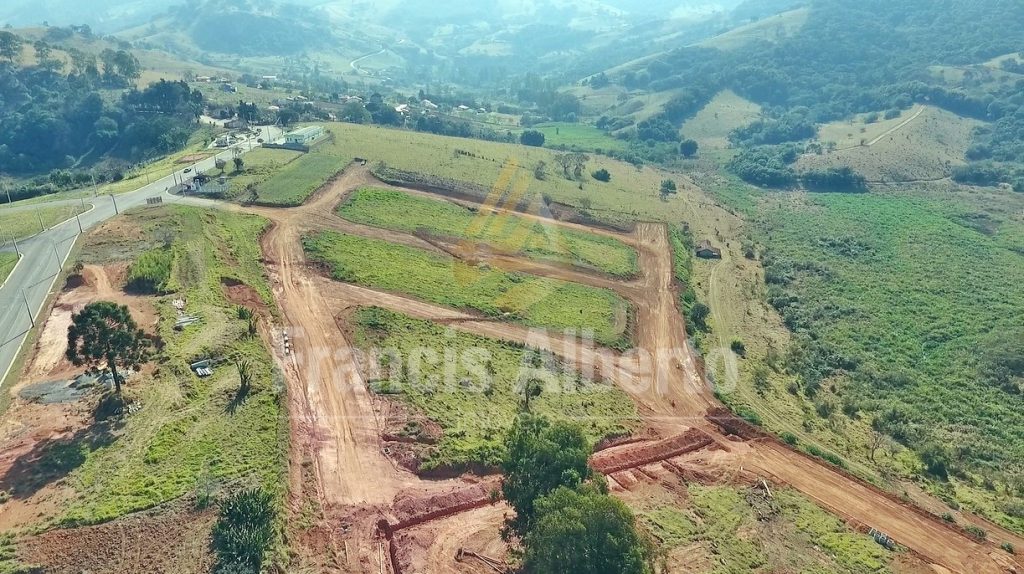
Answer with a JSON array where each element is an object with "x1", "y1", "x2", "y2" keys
[
  {"x1": 681, "y1": 90, "x2": 762, "y2": 149},
  {"x1": 303, "y1": 230, "x2": 631, "y2": 348},
  {"x1": 253, "y1": 150, "x2": 346, "y2": 206},
  {"x1": 0, "y1": 203, "x2": 88, "y2": 240},
  {"x1": 337, "y1": 187, "x2": 639, "y2": 277},
  {"x1": 627, "y1": 482, "x2": 901, "y2": 574},
  {"x1": 795, "y1": 106, "x2": 982, "y2": 181},
  {"x1": 224, "y1": 147, "x2": 304, "y2": 197},
  {"x1": 350, "y1": 307, "x2": 640, "y2": 471},
  {"x1": 1, "y1": 205, "x2": 285, "y2": 536}
]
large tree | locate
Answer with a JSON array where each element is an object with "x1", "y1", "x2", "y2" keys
[
  {"x1": 0, "y1": 31, "x2": 23, "y2": 62},
  {"x1": 523, "y1": 485, "x2": 654, "y2": 574},
  {"x1": 501, "y1": 413, "x2": 591, "y2": 539},
  {"x1": 66, "y1": 301, "x2": 152, "y2": 396}
]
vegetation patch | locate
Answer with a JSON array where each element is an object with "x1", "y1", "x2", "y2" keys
[
  {"x1": 0, "y1": 252, "x2": 18, "y2": 286},
  {"x1": 125, "y1": 247, "x2": 173, "y2": 294},
  {"x1": 305, "y1": 231, "x2": 631, "y2": 348},
  {"x1": 0, "y1": 204, "x2": 88, "y2": 240},
  {"x1": 57, "y1": 205, "x2": 285, "y2": 527},
  {"x1": 351, "y1": 308, "x2": 639, "y2": 471},
  {"x1": 254, "y1": 151, "x2": 344, "y2": 206},
  {"x1": 337, "y1": 188, "x2": 638, "y2": 277}
]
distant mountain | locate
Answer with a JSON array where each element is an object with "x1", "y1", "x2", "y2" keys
[{"x1": 0, "y1": 0, "x2": 170, "y2": 31}]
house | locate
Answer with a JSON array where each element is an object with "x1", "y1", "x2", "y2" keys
[
  {"x1": 284, "y1": 126, "x2": 325, "y2": 146},
  {"x1": 695, "y1": 239, "x2": 722, "y2": 259},
  {"x1": 225, "y1": 118, "x2": 249, "y2": 129},
  {"x1": 421, "y1": 99, "x2": 438, "y2": 110},
  {"x1": 394, "y1": 103, "x2": 411, "y2": 114}
]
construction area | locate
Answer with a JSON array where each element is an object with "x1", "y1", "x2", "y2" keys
[{"x1": 1, "y1": 160, "x2": 1022, "y2": 574}]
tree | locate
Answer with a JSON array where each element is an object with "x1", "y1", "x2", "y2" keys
[
  {"x1": 659, "y1": 179, "x2": 677, "y2": 197},
  {"x1": 680, "y1": 139, "x2": 699, "y2": 158},
  {"x1": 66, "y1": 301, "x2": 152, "y2": 396},
  {"x1": 0, "y1": 31, "x2": 22, "y2": 62},
  {"x1": 212, "y1": 488, "x2": 275, "y2": 573},
  {"x1": 591, "y1": 168, "x2": 611, "y2": 182},
  {"x1": 233, "y1": 157, "x2": 244, "y2": 172},
  {"x1": 520, "y1": 130, "x2": 546, "y2": 147},
  {"x1": 523, "y1": 485, "x2": 654, "y2": 574},
  {"x1": 501, "y1": 414, "x2": 591, "y2": 539}
]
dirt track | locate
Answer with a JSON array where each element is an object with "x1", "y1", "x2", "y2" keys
[{"x1": 230, "y1": 163, "x2": 1021, "y2": 573}]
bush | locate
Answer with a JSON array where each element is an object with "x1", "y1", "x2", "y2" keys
[
  {"x1": 1001, "y1": 542, "x2": 1016, "y2": 554},
  {"x1": 591, "y1": 168, "x2": 611, "y2": 182},
  {"x1": 964, "y1": 524, "x2": 987, "y2": 540},
  {"x1": 781, "y1": 431, "x2": 799, "y2": 445},
  {"x1": 941, "y1": 512, "x2": 956, "y2": 523},
  {"x1": 126, "y1": 247, "x2": 173, "y2": 294},
  {"x1": 212, "y1": 488, "x2": 275, "y2": 572},
  {"x1": 730, "y1": 339, "x2": 746, "y2": 357},
  {"x1": 520, "y1": 130, "x2": 546, "y2": 147}
]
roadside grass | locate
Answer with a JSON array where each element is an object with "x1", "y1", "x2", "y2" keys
[
  {"x1": 254, "y1": 151, "x2": 345, "y2": 206},
  {"x1": 351, "y1": 307, "x2": 639, "y2": 471},
  {"x1": 303, "y1": 230, "x2": 631, "y2": 348},
  {"x1": 98, "y1": 126, "x2": 226, "y2": 195},
  {"x1": 637, "y1": 485, "x2": 890, "y2": 573},
  {"x1": 55, "y1": 205, "x2": 285, "y2": 527},
  {"x1": 0, "y1": 204, "x2": 88, "y2": 240},
  {"x1": 0, "y1": 253, "x2": 18, "y2": 285},
  {"x1": 337, "y1": 188, "x2": 638, "y2": 277}
]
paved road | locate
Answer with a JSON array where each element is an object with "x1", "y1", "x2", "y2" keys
[{"x1": 0, "y1": 126, "x2": 284, "y2": 386}]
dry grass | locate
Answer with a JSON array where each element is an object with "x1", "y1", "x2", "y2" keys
[
  {"x1": 698, "y1": 8, "x2": 810, "y2": 51},
  {"x1": 681, "y1": 90, "x2": 762, "y2": 149},
  {"x1": 795, "y1": 106, "x2": 982, "y2": 182}
]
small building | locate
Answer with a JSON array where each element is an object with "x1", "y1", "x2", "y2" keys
[
  {"x1": 225, "y1": 118, "x2": 249, "y2": 130},
  {"x1": 284, "y1": 126, "x2": 325, "y2": 146},
  {"x1": 695, "y1": 239, "x2": 722, "y2": 259}
]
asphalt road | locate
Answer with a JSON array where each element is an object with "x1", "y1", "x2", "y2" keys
[{"x1": 0, "y1": 126, "x2": 284, "y2": 387}]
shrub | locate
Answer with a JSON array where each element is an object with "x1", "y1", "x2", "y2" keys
[
  {"x1": 781, "y1": 431, "x2": 799, "y2": 445},
  {"x1": 730, "y1": 339, "x2": 746, "y2": 357},
  {"x1": 520, "y1": 130, "x2": 545, "y2": 147},
  {"x1": 964, "y1": 524, "x2": 987, "y2": 540},
  {"x1": 1001, "y1": 542, "x2": 1016, "y2": 554},
  {"x1": 212, "y1": 488, "x2": 275, "y2": 572},
  {"x1": 126, "y1": 247, "x2": 173, "y2": 294},
  {"x1": 941, "y1": 512, "x2": 955, "y2": 523},
  {"x1": 591, "y1": 168, "x2": 611, "y2": 182}
]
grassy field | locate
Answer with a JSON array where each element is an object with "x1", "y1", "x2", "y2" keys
[
  {"x1": 351, "y1": 307, "x2": 639, "y2": 470},
  {"x1": 337, "y1": 188, "x2": 638, "y2": 277},
  {"x1": 681, "y1": 90, "x2": 762, "y2": 150},
  {"x1": 527, "y1": 122, "x2": 627, "y2": 153},
  {"x1": 704, "y1": 180, "x2": 1024, "y2": 532},
  {"x1": 303, "y1": 230, "x2": 631, "y2": 348},
  {"x1": 698, "y1": 7, "x2": 810, "y2": 51},
  {"x1": 0, "y1": 204, "x2": 88, "y2": 240},
  {"x1": 795, "y1": 106, "x2": 981, "y2": 181},
  {"x1": 253, "y1": 151, "x2": 346, "y2": 206},
  {"x1": 635, "y1": 485, "x2": 892, "y2": 573},
  {"x1": 304, "y1": 122, "x2": 711, "y2": 231},
  {"x1": 54, "y1": 205, "x2": 285, "y2": 527}
]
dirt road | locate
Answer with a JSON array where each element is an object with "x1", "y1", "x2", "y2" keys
[{"x1": 227, "y1": 163, "x2": 1022, "y2": 573}]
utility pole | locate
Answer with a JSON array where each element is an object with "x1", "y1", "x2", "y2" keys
[
  {"x1": 22, "y1": 288, "x2": 34, "y2": 328},
  {"x1": 109, "y1": 194, "x2": 119, "y2": 214},
  {"x1": 2, "y1": 179, "x2": 10, "y2": 204},
  {"x1": 51, "y1": 240, "x2": 61, "y2": 270},
  {"x1": 75, "y1": 212, "x2": 84, "y2": 234},
  {"x1": 12, "y1": 235, "x2": 20, "y2": 256},
  {"x1": 36, "y1": 212, "x2": 45, "y2": 233}
]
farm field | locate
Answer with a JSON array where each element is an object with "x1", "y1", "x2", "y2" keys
[
  {"x1": 795, "y1": 106, "x2": 982, "y2": 182},
  {"x1": 350, "y1": 307, "x2": 639, "y2": 471},
  {"x1": 303, "y1": 230, "x2": 631, "y2": 348},
  {"x1": 253, "y1": 150, "x2": 345, "y2": 206},
  {"x1": 337, "y1": 187, "x2": 639, "y2": 277},
  {"x1": 0, "y1": 203, "x2": 88, "y2": 240},
  {"x1": 0, "y1": 204, "x2": 285, "y2": 548}
]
